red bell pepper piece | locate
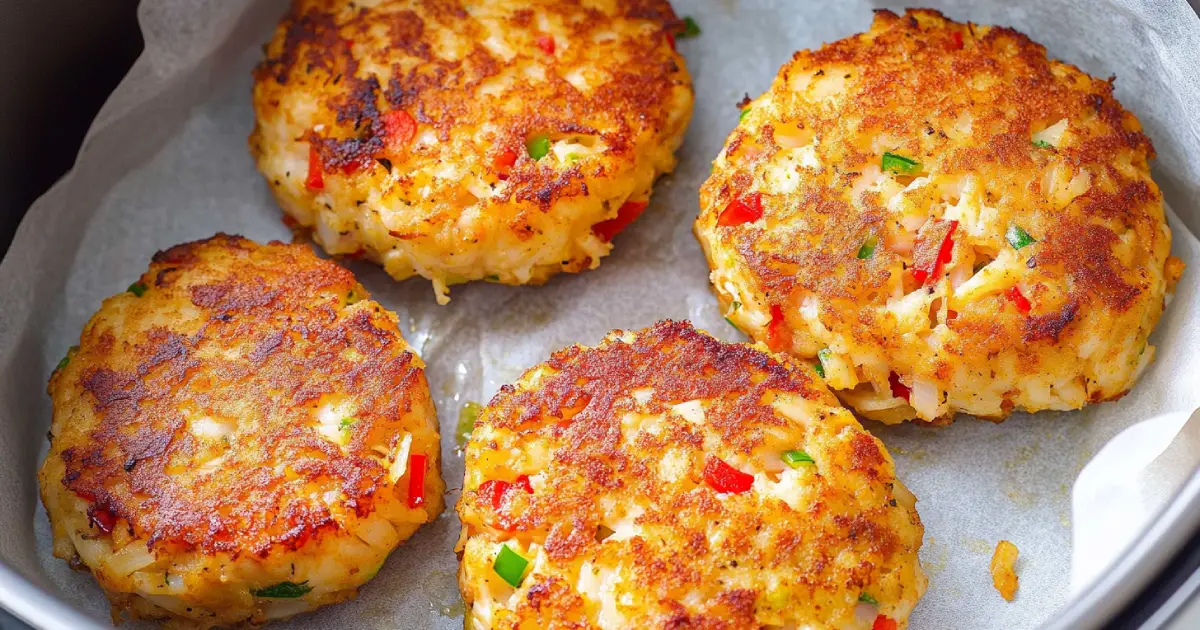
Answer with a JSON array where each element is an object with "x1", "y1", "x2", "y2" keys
[
  {"x1": 407, "y1": 453, "x2": 427, "y2": 509},
  {"x1": 305, "y1": 145, "x2": 324, "y2": 190},
  {"x1": 493, "y1": 148, "x2": 518, "y2": 180},
  {"x1": 479, "y1": 480, "x2": 509, "y2": 509},
  {"x1": 1005, "y1": 286, "x2": 1032, "y2": 313},
  {"x1": 703, "y1": 457, "x2": 754, "y2": 494},
  {"x1": 873, "y1": 616, "x2": 898, "y2": 630},
  {"x1": 87, "y1": 504, "x2": 117, "y2": 534},
  {"x1": 383, "y1": 110, "x2": 416, "y2": 150},
  {"x1": 478, "y1": 476, "x2": 533, "y2": 510},
  {"x1": 889, "y1": 372, "x2": 911, "y2": 402},
  {"x1": 535, "y1": 35, "x2": 555, "y2": 55},
  {"x1": 949, "y1": 31, "x2": 964, "y2": 50},
  {"x1": 766, "y1": 304, "x2": 792, "y2": 353},
  {"x1": 494, "y1": 148, "x2": 518, "y2": 169},
  {"x1": 717, "y1": 192, "x2": 763, "y2": 227},
  {"x1": 593, "y1": 201, "x2": 648, "y2": 242},
  {"x1": 912, "y1": 220, "x2": 958, "y2": 284}
]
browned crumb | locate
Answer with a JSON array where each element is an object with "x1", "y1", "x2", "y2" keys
[
  {"x1": 1165, "y1": 255, "x2": 1185, "y2": 293},
  {"x1": 990, "y1": 540, "x2": 1020, "y2": 601}
]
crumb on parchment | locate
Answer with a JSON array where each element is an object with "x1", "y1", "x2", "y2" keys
[{"x1": 991, "y1": 540, "x2": 1020, "y2": 601}]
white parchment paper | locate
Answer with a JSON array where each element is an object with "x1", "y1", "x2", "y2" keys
[{"x1": 2, "y1": 1, "x2": 1199, "y2": 628}]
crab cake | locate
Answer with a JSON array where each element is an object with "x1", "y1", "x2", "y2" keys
[
  {"x1": 38, "y1": 235, "x2": 444, "y2": 627},
  {"x1": 250, "y1": 0, "x2": 694, "y2": 305},
  {"x1": 697, "y1": 9, "x2": 1183, "y2": 424},
  {"x1": 456, "y1": 320, "x2": 925, "y2": 630}
]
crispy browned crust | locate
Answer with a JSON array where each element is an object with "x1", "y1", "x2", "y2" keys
[
  {"x1": 48, "y1": 234, "x2": 436, "y2": 556},
  {"x1": 458, "y1": 321, "x2": 925, "y2": 628},
  {"x1": 698, "y1": 8, "x2": 1175, "y2": 422},
  {"x1": 716, "y1": 8, "x2": 1156, "y2": 321},
  {"x1": 486, "y1": 320, "x2": 830, "y2": 453},
  {"x1": 252, "y1": 0, "x2": 688, "y2": 211}
]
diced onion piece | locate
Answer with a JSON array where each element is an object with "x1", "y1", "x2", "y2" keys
[
  {"x1": 948, "y1": 260, "x2": 974, "y2": 291},
  {"x1": 66, "y1": 517, "x2": 109, "y2": 568},
  {"x1": 104, "y1": 542, "x2": 158, "y2": 576},
  {"x1": 817, "y1": 348, "x2": 859, "y2": 390},
  {"x1": 893, "y1": 481, "x2": 918, "y2": 509},
  {"x1": 263, "y1": 600, "x2": 313, "y2": 620},
  {"x1": 855, "y1": 602, "x2": 880, "y2": 625},
  {"x1": 850, "y1": 164, "x2": 885, "y2": 205},
  {"x1": 1032, "y1": 118, "x2": 1068, "y2": 148},
  {"x1": 387, "y1": 433, "x2": 413, "y2": 483},
  {"x1": 887, "y1": 228, "x2": 916, "y2": 256},
  {"x1": 887, "y1": 289, "x2": 935, "y2": 334},
  {"x1": 134, "y1": 570, "x2": 187, "y2": 596},
  {"x1": 355, "y1": 515, "x2": 400, "y2": 550},
  {"x1": 670, "y1": 400, "x2": 705, "y2": 424},
  {"x1": 910, "y1": 379, "x2": 940, "y2": 419},
  {"x1": 952, "y1": 249, "x2": 1020, "y2": 307}
]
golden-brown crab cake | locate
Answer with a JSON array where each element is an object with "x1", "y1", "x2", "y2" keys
[
  {"x1": 38, "y1": 234, "x2": 444, "y2": 628},
  {"x1": 696, "y1": 9, "x2": 1183, "y2": 424},
  {"x1": 456, "y1": 320, "x2": 926, "y2": 630},
  {"x1": 250, "y1": 0, "x2": 694, "y2": 305}
]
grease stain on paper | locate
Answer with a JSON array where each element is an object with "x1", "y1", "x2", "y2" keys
[{"x1": 423, "y1": 567, "x2": 465, "y2": 618}]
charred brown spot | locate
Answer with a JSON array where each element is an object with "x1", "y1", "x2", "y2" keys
[
  {"x1": 54, "y1": 235, "x2": 433, "y2": 555},
  {"x1": 850, "y1": 431, "x2": 885, "y2": 473},
  {"x1": 1040, "y1": 222, "x2": 1141, "y2": 311},
  {"x1": 699, "y1": 7, "x2": 1167, "y2": 427},
  {"x1": 1023, "y1": 299, "x2": 1080, "y2": 343},
  {"x1": 461, "y1": 321, "x2": 920, "y2": 624},
  {"x1": 489, "y1": 321, "x2": 823, "y2": 456},
  {"x1": 252, "y1": 0, "x2": 692, "y2": 215},
  {"x1": 542, "y1": 517, "x2": 594, "y2": 561},
  {"x1": 254, "y1": 8, "x2": 343, "y2": 85}
]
